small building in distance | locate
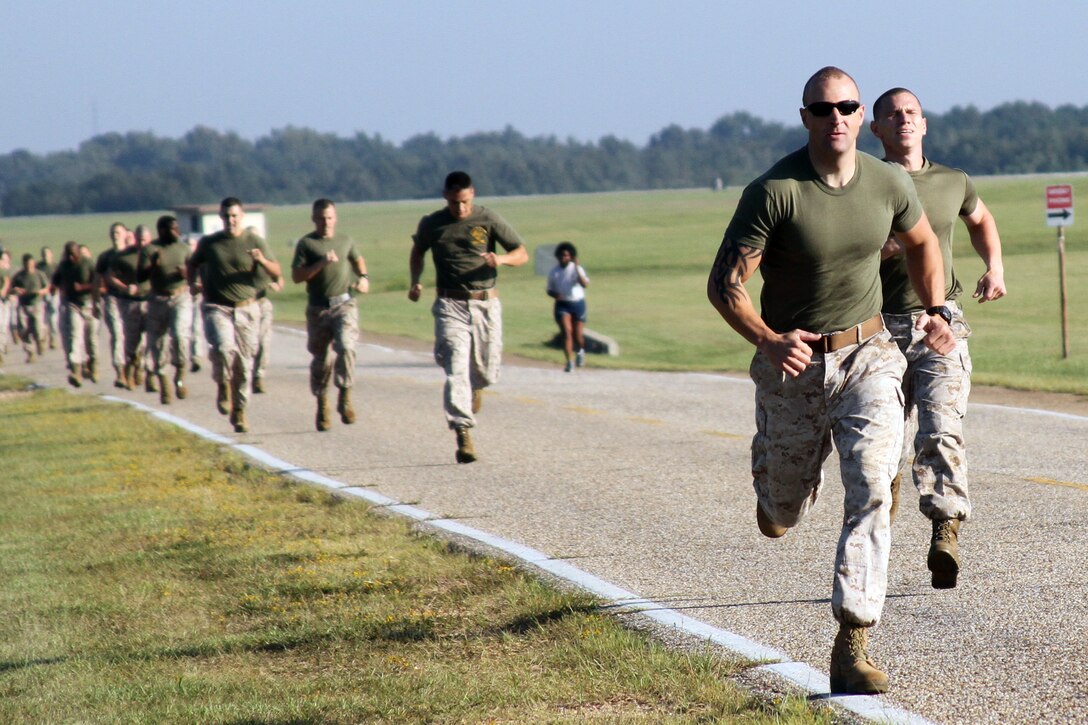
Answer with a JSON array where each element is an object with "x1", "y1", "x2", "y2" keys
[{"x1": 172, "y1": 204, "x2": 268, "y2": 242}]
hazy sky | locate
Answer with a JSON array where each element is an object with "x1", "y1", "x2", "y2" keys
[{"x1": 3, "y1": 1, "x2": 1085, "y2": 155}]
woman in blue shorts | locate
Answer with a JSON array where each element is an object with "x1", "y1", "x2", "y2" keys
[{"x1": 546, "y1": 242, "x2": 590, "y2": 372}]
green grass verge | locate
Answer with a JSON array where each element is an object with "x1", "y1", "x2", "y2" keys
[
  {"x1": 4, "y1": 176, "x2": 1086, "y2": 392},
  {"x1": 0, "y1": 387, "x2": 830, "y2": 723}
]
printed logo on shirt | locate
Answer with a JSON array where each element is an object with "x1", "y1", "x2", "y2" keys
[{"x1": 469, "y1": 227, "x2": 488, "y2": 247}]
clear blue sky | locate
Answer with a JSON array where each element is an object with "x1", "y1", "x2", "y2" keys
[{"x1": 3, "y1": 0, "x2": 1085, "y2": 155}]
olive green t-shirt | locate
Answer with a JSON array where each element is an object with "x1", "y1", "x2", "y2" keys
[
  {"x1": 53, "y1": 257, "x2": 96, "y2": 305},
  {"x1": 724, "y1": 148, "x2": 924, "y2": 333},
  {"x1": 412, "y1": 205, "x2": 525, "y2": 291},
  {"x1": 141, "y1": 239, "x2": 192, "y2": 296},
  {"x1": 880, "y1": 159, "x2": 977, "y2": 314},
  {"x1": 191, "y1": 229, "x2": 276, "y2": 305},
  {"x1": 110, "y1": 246, "x2": 150, "y2": 299},
  {"x1": 292, "y1": 232, "x2": 362, "y2": 301},
  {"x1": 96, "y1": 248, "x2": 119, "y2": 297},
  {"x1": 12, "y1": 269, "x2": 49, "y2": 306}
]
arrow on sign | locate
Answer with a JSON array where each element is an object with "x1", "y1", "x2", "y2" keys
[{"x1": 1048, "y1": 209, "x2": 1072, "y2": 220}]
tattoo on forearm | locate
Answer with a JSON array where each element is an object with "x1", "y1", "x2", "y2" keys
[{"x1": 710, "y1": 239, "x2": 761, "y2": 306}]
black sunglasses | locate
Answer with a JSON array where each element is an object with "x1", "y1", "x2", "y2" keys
[{"x1": 804, "y1": 100, "x2": 861, "y2": 117}]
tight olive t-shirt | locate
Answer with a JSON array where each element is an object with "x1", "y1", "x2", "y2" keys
[
  {"x1": 724, "y1": 148, "x2": 924, "y2": 333},
  {"x1": 413, "y1": 205, "x2": 524, "y2": 292},
  {"x1": 292, "y1": 232, "x2": 362, "y2": 301},
  {"x1": 880, "y1": 159, "x2": 977, "y2": 314},
  {"x1": 191, "y1": 229, "x2": 276, "y2": 305}
]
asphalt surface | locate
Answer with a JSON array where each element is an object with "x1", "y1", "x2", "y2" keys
[{"x1": 9, "y1": 325, "x2": 1088, "y2": 724}]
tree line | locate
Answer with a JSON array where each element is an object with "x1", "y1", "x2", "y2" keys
[{"x1": 3, "y1": 101, "x2": 1087, "y2": 217}]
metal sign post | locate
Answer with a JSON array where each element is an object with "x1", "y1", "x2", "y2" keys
[{"x1": 1046, "y1": 185, "x2": 1074, "y2": 358}]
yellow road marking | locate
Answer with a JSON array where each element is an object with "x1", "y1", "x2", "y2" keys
[
  {"x1": 702, "y1": 429, "x2": 747, "y2": 440},
  {"x1": 1026, "y1": 476, "x2": 1088, "y2": 492},
  {"x1": 627, "y1": 417, "x2": 664, "y2": 426},
  {"x1": 564, "y1": 406, "x2": 604, "y2": 415},
  {"x1": 510, "y1": 396, "x2": 543, "y2": 406}
]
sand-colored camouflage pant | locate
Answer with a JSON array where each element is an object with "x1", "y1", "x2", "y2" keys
[
  {"x1": 254, "y1": 296, "x2": 274, "y2": 382},
  {"x1": 147, "y1": 293, "x2": 193, "y2": 375},
  {"x1": 60, "y1": 300, "x2": 98, "y2": 372},
  {"x1": 119, "y1": 298, "x2": 148, "y2": 369},
  {"x1": 750, "y1": 329, "x2": 905, "y2": 627},
  {"x1": 432, "y1": 296, "x2": 503, "y2": 430},
  {"x1": 17, "y1": 301, "x2": 44, "y2": 352},
  {"x1": 43, "y1": 291, "x2": 59, "y2": 346},
  {"x1": 306, "y1": 299, "x2": 358, "y2": 396},
  {"x1": 883, "y1": 300, "x2": 973, "y2": 521},
  {"x1": 190, "y1": 292, "x2": 207, "y2": 363},
  {"x1": 101, "y1": 295, "x2": 125, "y2": 369},
  {"x1": 202, "y1": 301, "x2": 260, "y2": 412},
  {"x1": 0, "y1": 299, "x2": 12, "y2": 354}
]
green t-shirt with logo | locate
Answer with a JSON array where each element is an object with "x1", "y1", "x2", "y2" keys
[
  {"x1": 110, "y1": 246, "x2": 150, "y2": 299},
  {"x1": 53, "y1": 257, "x2": 96, "y2": 305},
  {"x1": 191, "y1": 229, "x2": 276, "y2": 305},
  {"x1": 141, "y1": 239, "x2": 192, "y2": 296},
  {"x1": 292, "y1": 232, "x2": 362, "y2": 301},
  {"x1": 413, "y1": 205, "x2": 525, "y2": 291},
  {"x1": 724, "y1": 148, "x2": 923, "y2": 333},
  {"x1": 880, "y1": 159, "x2": 977, "y2": 314}
]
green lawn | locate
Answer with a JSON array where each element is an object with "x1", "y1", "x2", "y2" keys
[
  {"x1": 0, "y1": 382, "x2": 830, "y2": 723},
  {"x1": 4, "y1": 177, "x2": 1087, "y2": 392}
]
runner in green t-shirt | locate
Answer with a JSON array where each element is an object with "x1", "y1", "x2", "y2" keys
[
  {"x1": 870, "y1": 87, "x2": 1007, "y2": 590},
  {"x1": 292, "y1": 198, "x2": 369, "y2": 432},
  {"x1": 0, "y1": 249, "x2": 13, "y2": 363},
  {"x1": 141, "y1": 215, "x2": 194, "y2": 404},
  {"x1": 408, "y1": 171, "x2": 529, "y2": 464},
  {"x1": 188, "y1": 198, "x2": 281, "y2": 433},
  {"x1": 11, "y1": 254, "x2": 50, "y2": 361},
  {"x1": 53, "y1": 241, "x2": 99, "y2": 386},
  {"x1": 707, "y1": 67, "x2": 955, "y2": 696}
]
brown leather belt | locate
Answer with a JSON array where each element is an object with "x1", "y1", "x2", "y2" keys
[
  {"x1": 811, "y1": 314, "x2": 884, "y2": 353},
  {"x1": 436, "y1": 288, "x2": 498, "y2": 301}
]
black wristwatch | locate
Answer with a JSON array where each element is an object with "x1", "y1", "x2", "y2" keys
[{"x1": 926, "y1": 305, "x2": 953, "y2": 324}]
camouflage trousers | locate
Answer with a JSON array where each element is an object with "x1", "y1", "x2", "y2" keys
[
  {"x1": 101, "y1": 295, "x2": 125, "y2": 369},
  {"x1": 750, "y1": 329, "x2": 905, "y2": 627},
  {"x1": 190, "y1": 292, "x2": 207, "y2": 362},
  {"x1": 432, "y1": 296, "x2": 503, "y2": 430},
  {"x1": 60, "y1": 300, "x2": 98, "y2": 371},
  {"x1": 884, "y1": 300, "x2": 973, "y2": 521},
  {"x1": 306, "y1": 299, "x2": 358, "y2": 396},
  {"x1": 16, "y1": 301, "x2": 44, "y2": 352},
  {"x1": 146, "y1": 292, "x2": 193, "y2": 375},
  {"x1": 254, "y1": 296, "x2": 274, "y2": 382},
  {"x1": 0, "y1": 298, "x2": 12, "y2": 353},
  {"x1": 119, "y1": 298, "x2": 148, "y2": 368},
  {"x1": 202, "y1": 301, "x2": 261, "y2": 412}
]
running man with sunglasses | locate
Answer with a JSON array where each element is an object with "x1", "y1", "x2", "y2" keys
[
  {"x1": 707, "y1": 66, "x2": 955, "y2": 695},
  {"x1": 870, "y1": 87, "x2": 1006, "y2": 590}
]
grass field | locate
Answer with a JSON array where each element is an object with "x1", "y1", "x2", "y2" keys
[
  {"x1": 3, "y1": 175, "x2": 1087, "y2": 392},
  {"x1": 0, "y1": 381, "x2": 830, "y2": 723}
]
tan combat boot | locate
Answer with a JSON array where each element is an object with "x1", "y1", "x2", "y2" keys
[
  {"x1": 67, "y1": 364, "x2": 82, "y2": 388},
  {"x1": 123, "y1": 362, "x2": 137, "y2": 389},
  {"x1": 455, "y1": 427, "x2": 477, "y2": 463},
  {"x1": 114, "y1": 364, "x2": 127, "y2": 389},
  {"x1": 133, "y1": 364, "x2": 144, "y2": 387},
  {"x1": 756, "y1": 501, "x2": 787, "y2": 539},
  {"x1": 86, "y1": 360, "x2": 98, "y2": 383},
  {"x1": 231, "y1": 406, "x2": 248, "y2": 433},
  {"x1": 928, "y1": 519, "x2": 961, "y2": 589},
  {"x1": 145, "y1": 370, "x2": 158, "y2": 393},
  {"x1": 174, "y1": 369, "x2": 188, "y2": 399},
  {"x1": 216, "y1": 382, "x2": 231, "y2": 415},
  {"x1": 829, "y1": 624, "x2": 889, "y2": 694},
  {"x1": 337, "y1": 388, "x2": 356, "y2": 425},
  {"x1": 889, "y1": 473, "x2": 902, "y2": 525},
  {"x1": 471, "y1": 388, "x2": 482, "y2": 414},
  {"x1": 158, "y1": 374, "x2": 171, "y2": 404},
  {"x1": 315, "y1": 393, "x2": 332, "y2": 432}
]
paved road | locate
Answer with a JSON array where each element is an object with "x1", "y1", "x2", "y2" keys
[{"x1": 10, "y1": 326, "x2": 1088, "y2": 724}]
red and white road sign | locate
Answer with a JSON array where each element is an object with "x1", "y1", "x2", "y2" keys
[{"x1": 1046, "y1": 184, "x2": 1074, "y2": 227}]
